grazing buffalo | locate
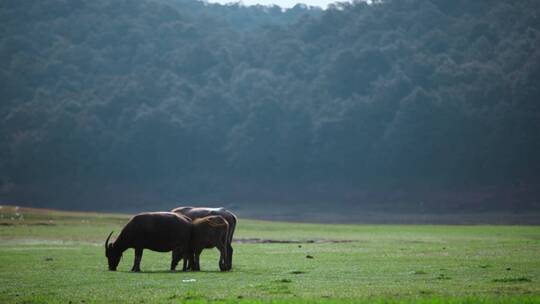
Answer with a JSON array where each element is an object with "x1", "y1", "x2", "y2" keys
[
  {"x1": 171, "y1": 206, "x2": 237, "y2": 271},
  {"x1": 105, "y1": 212, "x2": 192, "y2": 272},
  {"x1": 175, "y1": 215, "x2": 229, "y2": 271}
]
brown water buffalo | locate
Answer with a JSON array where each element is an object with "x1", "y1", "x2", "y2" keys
[
  {"x1": 171, "y1": 206, "x2": 237, "y2": 271},
  {"x1": 175, "y1": 215, "x2": 229, "y2": 271},
  {"x1": 104, "y1": 212, "x2": 192, "y2": 272}
]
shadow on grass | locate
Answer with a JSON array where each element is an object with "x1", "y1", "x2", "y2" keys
[{"x1": 112, "y1": 269, "x2": 230, "y2": 274}]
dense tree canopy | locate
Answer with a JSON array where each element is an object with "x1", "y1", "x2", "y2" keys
[{"x1": 1, "y1": 0, "x2": 539, "y2": 211}]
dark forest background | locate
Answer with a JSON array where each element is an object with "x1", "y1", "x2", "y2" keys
[{"x1": 1, "y1": 0, "x2": 539, "y2": 214}]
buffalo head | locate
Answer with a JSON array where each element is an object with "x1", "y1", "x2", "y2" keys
[{"x1": 105, "y1": 231, "x2": 122, "y2": 271}]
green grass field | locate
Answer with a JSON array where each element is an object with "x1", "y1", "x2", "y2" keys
[{"x1": 0, "y1": 205, "x2": 539, "y2": 303}]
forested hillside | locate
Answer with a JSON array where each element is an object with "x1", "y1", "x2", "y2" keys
[{"x1": 1, "y1": 0, "x2": 539, "y2": 212}]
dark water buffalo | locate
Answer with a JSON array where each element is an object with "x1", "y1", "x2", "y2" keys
[
  {"x1": 171, "y1": 206, "x2": 237, "y2": 270},
  {"x1": 105, "y1": 212, "x2": 192, "y2": 272},
  {"x1": 175, "y1": 215, "x2": 229, "y2": 271}
]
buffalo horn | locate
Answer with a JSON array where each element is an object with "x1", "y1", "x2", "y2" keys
[{"x1": 105, "y1": 231, "x2": 114, "y2": 251}]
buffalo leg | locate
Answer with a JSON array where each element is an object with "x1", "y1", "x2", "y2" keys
[
  {"x1": 226, "y1": 223, "x2": 235, "y2": 270},
  {"x1": 182, "y1": 256, "x2": 188, "y2": 271},
  {"x1": 182, "y1": 252, "x2": 191, "y2": 271},
  {"x1": 193, "y1": 249, "x2": 202, "y2": 271},
  {"x1": 218, "y1": 246, "x2": 228, "y2": 272},
  {"x1": 186, "y1": 250, "x2": 195, "y2": 271},
  {"x1": 226, "y1": 244, "x2": 233, "y2": 270},
  {"x1": 183, "y1": 250, "x2": 191, "y2": 271},
  {"x1": 132, "y1": 248, "x2": 143, "y2": 272},
  {"x1": 171, "y1": 248, "x2": 181, "y2": 271}
]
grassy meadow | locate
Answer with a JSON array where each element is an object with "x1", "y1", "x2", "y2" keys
[{"x1": 0, "y1": 205, "x2": 539, "y2": 303}]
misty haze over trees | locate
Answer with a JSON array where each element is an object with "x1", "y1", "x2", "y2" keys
[{"x1": 1, "y1": 0, "x2": 539, "y2": 213}]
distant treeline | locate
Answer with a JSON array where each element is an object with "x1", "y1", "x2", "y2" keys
[{"x1": 1, "y1": 0, "x2": 539, "y2": 211}]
